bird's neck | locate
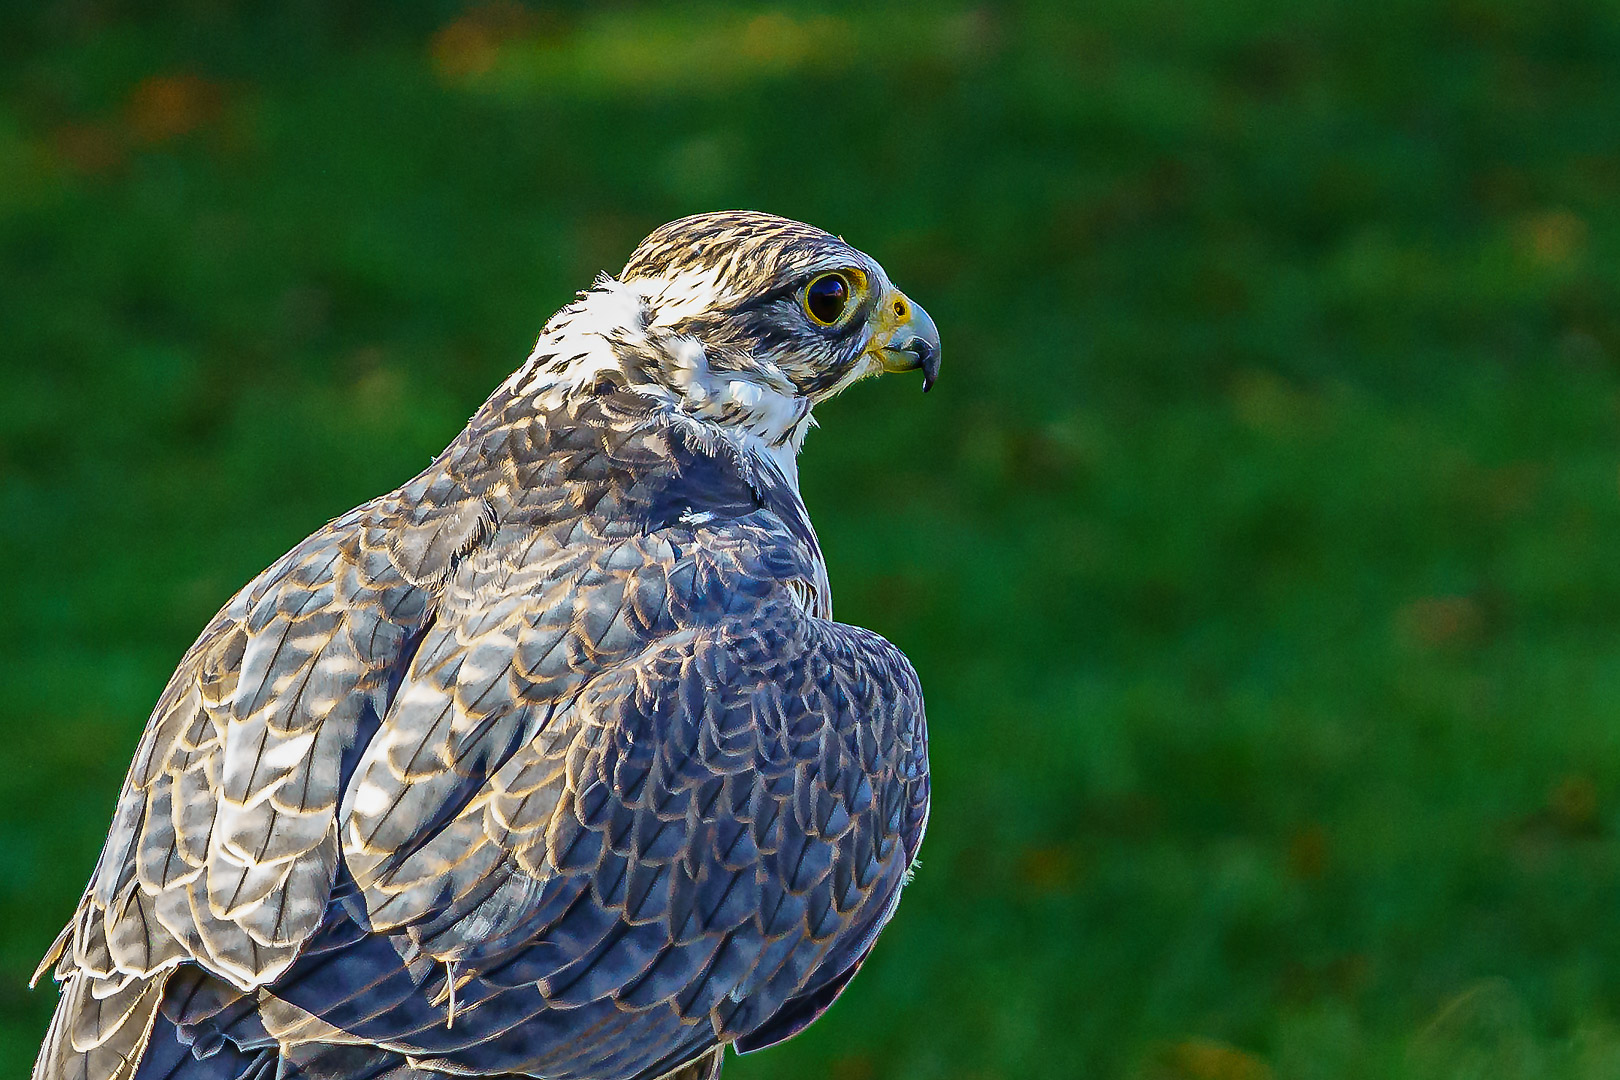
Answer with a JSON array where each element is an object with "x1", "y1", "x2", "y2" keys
[
  {"x1": 505, "y1": 278, "x2": 815, "y2": 493},
  {"x1": 655, "y1": 334, "x2": 814, "y2": 494}
]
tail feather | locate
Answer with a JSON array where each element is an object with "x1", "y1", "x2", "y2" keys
[
  {"x1": 127, "y1": 979, "x2": 268, "y2": 1080},
  {"x1": 654, "y1": 1047, "x2": 724, "y2": 1080},
  {"x1": 35, "y1": 973, "x2": 167, "y2": 1080}
]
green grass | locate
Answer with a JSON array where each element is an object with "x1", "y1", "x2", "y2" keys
[{"x1": 5, "y1": 2, "x2": 1620, "y2": 1077}]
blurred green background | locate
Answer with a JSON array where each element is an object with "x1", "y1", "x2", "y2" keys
[{"x1": 4, "y1": 2, "x2": 1620, "y2": 1078}]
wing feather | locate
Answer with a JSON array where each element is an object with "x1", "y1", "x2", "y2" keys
[
  {"x1": 35, "y1": 486, "x2": 457, "y2": 1078},
  {"x1": 313, "y1": 559, "x2": 925, "y2": 1077},
  {"x1": 38, "y1": 386, "x2": 929, "y2": 1080}
]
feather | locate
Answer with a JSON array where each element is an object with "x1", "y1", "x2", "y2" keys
[{"x1": 33, "y1": 212, "x2": 931, "y2": 1080}]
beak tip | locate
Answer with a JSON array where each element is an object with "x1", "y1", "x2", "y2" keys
[{"x1": 917, "y1": 343, "x2": 940, "y2": 393}]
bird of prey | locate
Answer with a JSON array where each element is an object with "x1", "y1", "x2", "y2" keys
[{"x1": 34, "y1": 211, "x2": 938, "y2": 1080}]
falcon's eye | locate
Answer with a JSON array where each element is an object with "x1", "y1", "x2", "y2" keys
[{"x1": 803, "y1": 272, "x2": 853, "y2": 327}]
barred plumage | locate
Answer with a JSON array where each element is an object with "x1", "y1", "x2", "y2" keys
[{"x1": 35, "y1": 211, "x2": 939, "y2": 1080}]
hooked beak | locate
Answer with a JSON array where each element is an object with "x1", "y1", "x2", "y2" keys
[{"x1": 870, "y1": 290, "x2": 941, "y2": 392}]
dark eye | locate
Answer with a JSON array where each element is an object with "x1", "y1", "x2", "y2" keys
[{"x1": 803, "y1": 272, "x2": 851, "y2": 326}]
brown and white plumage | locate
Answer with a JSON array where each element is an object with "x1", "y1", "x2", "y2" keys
[{"x1": 34, "y1": 212, "x2": 938, "y2": 1080}]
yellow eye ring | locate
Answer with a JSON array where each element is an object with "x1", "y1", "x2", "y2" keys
[{"x1": 802, "y1": 270, "x2": 864, "y2": 327}]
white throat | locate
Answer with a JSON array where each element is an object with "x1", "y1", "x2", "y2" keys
[
  {"x1": 506, "y1": 277, "x2": 815, "y2": 494},
  {"x1": 659, "y1": 334, "x2": 813, "y2": 492}
]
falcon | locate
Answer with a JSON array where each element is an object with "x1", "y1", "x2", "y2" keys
[{"x1": 34, "y1": 211, "x2": 938, "y2": 1080}]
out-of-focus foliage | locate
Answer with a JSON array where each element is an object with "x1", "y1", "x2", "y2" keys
[{"x1": 4, "y1": 2, "x2": 1620, "y2": 1077}]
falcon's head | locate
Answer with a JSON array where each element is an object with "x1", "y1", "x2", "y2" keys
[
  {"x1": 517, "y1": 211, "x2": 939, "y2": 460},
  {"x1": 621, "y1": 211, "x2": 939, "y2": 399}
]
